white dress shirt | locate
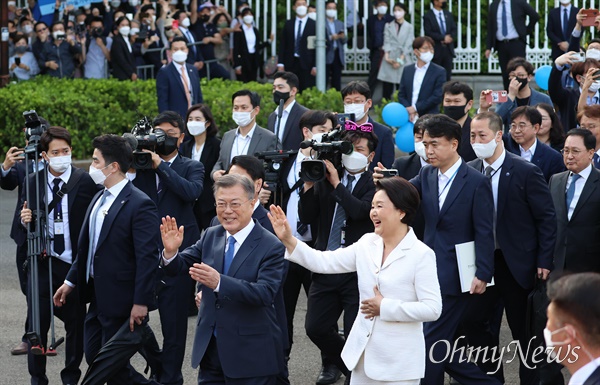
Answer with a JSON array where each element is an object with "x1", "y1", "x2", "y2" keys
[
  {"x1": 560, "y1": 5, "x2": 572, "y2": 37},
  {"x1": 519, "y1": 139, "x2": 538, "y2": 162},
  {"x1": 286, "y1": 151, "x2": 312, "y2": 242},
  {"x1": 192, "y1": 142, "x2": 205, "y2": 162},
  {"x1": 495, "y1": 0, "x2": 519, "y2": 40},
  {"x1": 568, "y1": 357, "x2": 600, "y2": 385},
  {"x1": 482, "y1": 150, "x2": 506, "y2": 211},
  {"x1": 566, "y1": 163, "x2": 592, "y2": 220},
  {"x1": 172, "y1": 61, "x2": 193, "y2": 101},
  {"x1": 47, "y1": 167, "x2": 73, "y2": 264},
  {"x1": 231, "y1": 124, "x2": 256, "y2": 160},
  {"x1": 274, "y1": 100, "x2": 296, "y2": 144},
  {"x1": 438, "y1": 157, "x2": 462, "y2": 209},
  {"x1": 411, "y1": 62, "x2": 430, "y2": 108},
  {"x1": 242, "y1": 23, "x2": 256, "y2": 54},
  {"x1": 294, "y1": 16, "x2": 308, "y2": 57}
]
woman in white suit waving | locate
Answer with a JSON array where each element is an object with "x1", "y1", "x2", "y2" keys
[{"x1": 268, "y1": 177, "x2": 442, "y2": 384}]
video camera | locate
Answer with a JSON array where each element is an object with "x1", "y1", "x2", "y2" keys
[
  {"x1": 255, "y1": 149, "x2": 297, "y2": 206},
  {"x1": 299, "y1": 123, "x2": 353, "y2": 183},
  {"x1": 23, "y1": 110, "x2": 47, "y2": 155},
  {"x1": 124, "y1": 116, "x2": 167, "y2": 169}
]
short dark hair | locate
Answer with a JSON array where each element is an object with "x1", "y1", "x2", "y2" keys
[
  {"x1": 414, "y1": 115, "x2": 431, "y2": 136},
  {"x1": 511, "y1": 106, "x2": 542, "y2": 126},
  {"x1": 40, "y1": 126, "x2": 71, "y2": 153},
  {"x1": 535, "y1": 103, "x2": 565, "y2": 146},
  {"x1": 413, "y1": 36, "x2": 434, "y2": 50},
  {"x1": 227, "y1": 155, "x2": 265, "y2": 182},
  {"x1": 186, "y1": 104, "x2": 219, "y2": 137},
  {"x1": 547, "y1": 272, "x2": 600, "y2": 348},
  {"x1": 89, "y1": 16, "x2": 104, "y2": 26},
  {"x1": 587, "y1": 38, "x2": 600, "y2": 48},
  {"x1": 506, "y1": 57, "x2": 534, "y2": 76},
  {"x1": 473, "y1": 111, "x2": 504, "y2": 133},
  {"x1": 34, "y1": 21, "x2": 48, "y2": 32},
  {"x1": 393, "y1": 2, "x2": 408, "y2": 14},
  {"x1": 571, "y1": 59, "x2": 600, "y2": 85},
  {"x1": 12, "y1": 33, "x2": 27, "y2": 45},
  {"x1": 375, "y1": 177, "x2": 420, "y2": 224},
  {"x1": 51, "y1": 21, "x2": 64, "y2": 31},
  {"x1": 423, "y1": 114, "x2": 461, "y2": 142},
  {"x1": 442, "y1": 81, "x2": 474, "y2": 102},
  {"x1": 342, "y1": 130, "x2": 379, "y2": 153},
  {"x1": 273, "y1": 71, "x2": 300, "y2": 91},
  {"x1": 240, "y1": 7, "x2": 253, "y2": 16},
  {"x1": 565, "y1": 128, "x2": 597, "y2": 151},
  {"x1": 299, "y1": 110, "x2": 336, "y2": 133},
  {"x1": 93, "y1": 134, "x2": 133, "y2": 173},
  {"x1": 114, "y1": 16, "x2": 129, "y2": 29},
  {"x1": 153, "y1": 111, "x2": 187, "y2": 135},
  {"x1": 171, "y1": 36, "x2": 187, "y2": 47},
  {"x1": 341, "y1": 80, "x2": 371, "y2": 100},
  {"x1": 326, "y1": 0, "x2": 337, "y2": 5},
  {"x1": 140, "y1": 4, "x2": 154, "y2": 14},
  {"x1": 19, "y1": 16, "x2": 31, "y2": 27},
  {"x1": 231, "y1": 90, "x2": 261, "y2": 108}
]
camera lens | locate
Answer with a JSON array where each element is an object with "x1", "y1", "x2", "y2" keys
[{"x1": 300, "y1": 160, "x2": 326, "y2": 183}]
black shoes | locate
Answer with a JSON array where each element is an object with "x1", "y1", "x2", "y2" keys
[{"x1": 316, "y1": 364, "x2": 342, "y2": 385}]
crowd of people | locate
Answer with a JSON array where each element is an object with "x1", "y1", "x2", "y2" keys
[{"x1": 3, "y1": 0, "x2": 600, "y2": 385}]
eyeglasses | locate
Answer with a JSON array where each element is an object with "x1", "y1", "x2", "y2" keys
[
  {"x1": 215, "y1": 199, "x2": 251, "y2": 210},
  {"x1": 345, "y1": 120, "x2": 373, "y2": 133},
  {"x1": 510, "y1": 123, "x2": 532, "y2": 131},
  {"x1": 36, "y1": 27, "x2": 47, "y2": 32},
  {"x1": 560, "y1": 148, "x2": 584, "y2": 156}
]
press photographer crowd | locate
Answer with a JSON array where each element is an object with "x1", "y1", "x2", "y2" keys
[{"x1": 3, "y1": 0, "x2": 600, "y2": 385}]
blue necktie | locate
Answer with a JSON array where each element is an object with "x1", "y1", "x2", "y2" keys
[
  {"x1": 501, "y1": 0, "x2": 508, "y2": 37},
  {"x1": 439, "y1": 12, "x2": 446, "y2": 36},
  {"x1": 565, "y1": 173, "x2": 581, "y2": 212},
  {"x1": 594, "y1": 153, "x2": 600, "y2": 168},
  {"x1": 185, "y1": 29, "x2": 197, "y2": 57},
  {"x1": 86, "y1": 190, "x2": 111, "y2": 282},
  {"x1": 223, "y1": 235, "x2": 236, "y2": 275},
  {"x1": 563, "y1": 8, "x2": 569, "y2": 41},
  {"x1": 295, "y1": 19, "x2": 302, "y2": 56},
  {"x1": 326, "y1": 175, "x2": 355, "y2": 251}
]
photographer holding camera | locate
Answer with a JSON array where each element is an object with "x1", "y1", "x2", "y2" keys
[
  {"x1": 127, "y1": 111, "x2": 204, "y2": 385},
  {"x1": 298, "y1": 126, "x2": 378, "y2": 385},
  {"x1": 84, "y1": 16, "x2": 112, "y2": 79},
  {"x1": 20, "y1": 126, "x2": 98, "y2": 385},
  {"x1": 39, "y1": 21, "x2": 83, "y2": 78}
]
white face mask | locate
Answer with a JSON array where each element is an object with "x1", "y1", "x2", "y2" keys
[
  {"x1": 471, "y1": 136, "x2": 498, "y2": 160},
  {"x1": 559, "y1": 0, "x2": 571, "y2": 4},
  {"x1": 586, "y1": 48, "x2": 600, "y2": 60},
  {"x1": 296, "y1": 5, "x2": 308, "y2": 17},
  {"x1": 111, "y1": 0, "x2": 121, "y2": 8},
  {"x1": 307, "y1": 12, "x2": 317, "y2": 20},
  {"x1": 172, "y1": 50, "x2": 188, "y2": 63},
  {"x1": 8, "y1": 1, "x2": 16, "y2": 7},
  {"x1": 130, "y1": 27, "x2": 140, "y2": 35},
  {"x1": 53, "y1": 31, "x2": 65, "y2": 40},
  {"x1": 181, "y1": 17, "x2": 191, "y2": 28},
  {"x1": 187, "y1": 121, "x2": 206, "y2": 136},
  {"x1": 589, "y1": 80, "x2": 600, "y2": 93},
  {"x1": 48, "y1": 154, "x2": 71, "y2": 174},
  {"x1": 311, "y1": 132, "x2": 325, "y2": 143},
  {"x1": 23, "y1": 24, "x2": 34, "y2": 34},
  {"x1": 377, "y1": 6, "x2": 388, "y2": 15},
  {"x1": 344, "y1": 103, "x2": 367, "y2": 122},
  {"x1": 84, "y1": 3, "x2": 91, "y2": 9},
  {"x1": 119, "y1": 26, "x2": 130, "y2": 36},
  {"x1": 326, "y1": 9, "x2": 337, "y2": 18},
  {"x1": 243, "y1": 15, "x2": 254, "y2": 25},
  {"x1": 89, "y1": 164, "x2": 110, "y2": 185},
  {"x1": 419, "y1": 51, "x2": 434, "y2": 63},
  {"x1": 394, "y1": 10, "x2": 405, "y2": 19},
  {"x1": 130, "y1": 0, "x2": 139, "y2": 6},
  {"x1": 232, "y1": 111, "x2": 254, "y2": 127},
  {"x1": 414, "y1": 141, "x2": 427, "y2": 161},
  {"x1": 342, "y1": 151, "x2": 369, "y2": 173}
]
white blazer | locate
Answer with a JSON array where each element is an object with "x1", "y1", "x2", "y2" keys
[{"x1": 286, "y1": 229, "x2": 442, "y2": 382}]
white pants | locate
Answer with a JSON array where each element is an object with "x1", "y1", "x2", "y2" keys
[{"x1": 350, "y1": 354, "x2": 421, "y2": 385}]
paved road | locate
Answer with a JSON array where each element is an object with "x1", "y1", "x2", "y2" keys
[{"x1": 0, "y1": 186, "x2": 565, "y2": 384}]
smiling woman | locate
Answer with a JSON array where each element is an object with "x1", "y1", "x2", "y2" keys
[{"x1": 269, "y1": 177, "x2": 442, "y2": 385}]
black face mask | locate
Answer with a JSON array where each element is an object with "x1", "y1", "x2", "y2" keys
[
  {"x1": 200, "y1": 15, "x2": 210, "y2": 23},
  {"x1": 516, "y1": 77, "x2": 529, "y2": 91},
  {"x1": 273, "y1": 90, "x2": 290, "y2": 105},
  {"x1": 157, "y1": 135, "x2": 179, "y2": 156},
  {"x1": 444, "y1": 104, "x2": 468, "y2": 121}
]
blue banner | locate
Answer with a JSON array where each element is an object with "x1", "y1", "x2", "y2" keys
[{"x1": 39, "y1": 0, "x2": 94, "y2": 16}]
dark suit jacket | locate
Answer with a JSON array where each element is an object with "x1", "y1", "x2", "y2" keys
[
  {"x1": 233, "y1": 26, "x2": 268, "y2": 69},
  {"x1": 156, "y1": 62, "x2": 203, "y2": 119},
  {"x1": 546, "y1": 6, "x2": 579, "y2": 60},
  {"x1": 22, "y1": 166, "x2": 98, "y2": 259},
  {"x1": 549, "y1": 167, "x2": 600, "y2": 274},
  {"x1": 110, "y1": 34, "x2": 137, "y2": 80},
  {"x1": 398, "y1": 62, "x2": 446, "y2": 116},
  {"x1": 299, "y1": 171, "x2": 375, "y2": 251},
  {"x1": 279, "y1": 17, "x2": 316, "y2": 71},
  {"x1": 584, "y1": 366, "x2": 600, "y2": 385},
  {"x1": 410, "y1": 161, "x2": 495, "y2": 296},
  {"x1": 506, "y1": 138, "x2": 566, "y2": 182},
  {"x1": 369, "y1": 117, "x2": 396, "y2": 170},
  {"x1": 209, "y1": 204, "x2": 275, "y2": 235},
  {"x1": 468, "y1": 152, "x2": 557, "y2": 290},
  {"x1": 423, "y1": 9, "x2": 457, "y2": 57},
  {"x1": 548, "y1": 64, "x2": 580, "y2": 132},
  {"x1": 366, "y1": 14, "x2": 393, "y2": 50},
  {"x1": 181, "y1": 136, "x2": 221, "y2": 227},
  {"x1": 459, "y1": 117, "x2": 477, "y2": 162},
  {"x1": 164, "y1": 221, "x2": 286, "y2": 377},
  {"x1": 487, "y1": 0, "x2": 540, "y2": 50},
  {"x1": 132, "y1": 155, "x2": 204, "y2": 249},
  {"x1": 267, "y1": 101, "x2": 308, "y2": 151},
  {"x1": 67, "y1": 181, "x2": 160, "y2": 318},
  {"x1": 1, "y1": 161, "x2": 33, "y2": 246},
  {"x1": 392, "y1": 153, "x2": 425, "y2": 240},
  {"x1": 180, "y1": 27, "x2": 205, "y2": 64}
]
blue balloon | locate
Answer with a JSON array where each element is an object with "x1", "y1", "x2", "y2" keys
[
  {"x1": 382, "y1": 102, "x2": 409, "y2": 127},
  {"x1": 535, "y1": 65, "x2": 552, "y2": 91},
  {"x1": 395, "y1": 122, "x2": 415, "y2": 153}
]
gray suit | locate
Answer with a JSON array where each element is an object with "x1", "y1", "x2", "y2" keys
[
  {"x1": 377, "y1": 20, "x2": 414, "y2": 84},
  {"x1": 326, "y1": 19, "x2": 346, "y2": 66},
  {"x1": 211, "y1": 124, "x2": 279, "y2": 178}
]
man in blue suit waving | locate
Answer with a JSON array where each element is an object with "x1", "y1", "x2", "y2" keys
[
  {"x1": 161, "y1": 174, "x2": 285, "y2": 385},
  {"x1": 156, "y1": 37, "x2": 203, "y2": 119}
]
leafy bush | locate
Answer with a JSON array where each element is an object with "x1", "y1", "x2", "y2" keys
[{"x1": 0, "y1": 77, "x2": 359, "y2": 160}]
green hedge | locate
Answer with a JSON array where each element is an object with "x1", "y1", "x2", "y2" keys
[{"x1": 0, "y1": 76, "x2": 352, "y2": 160}]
